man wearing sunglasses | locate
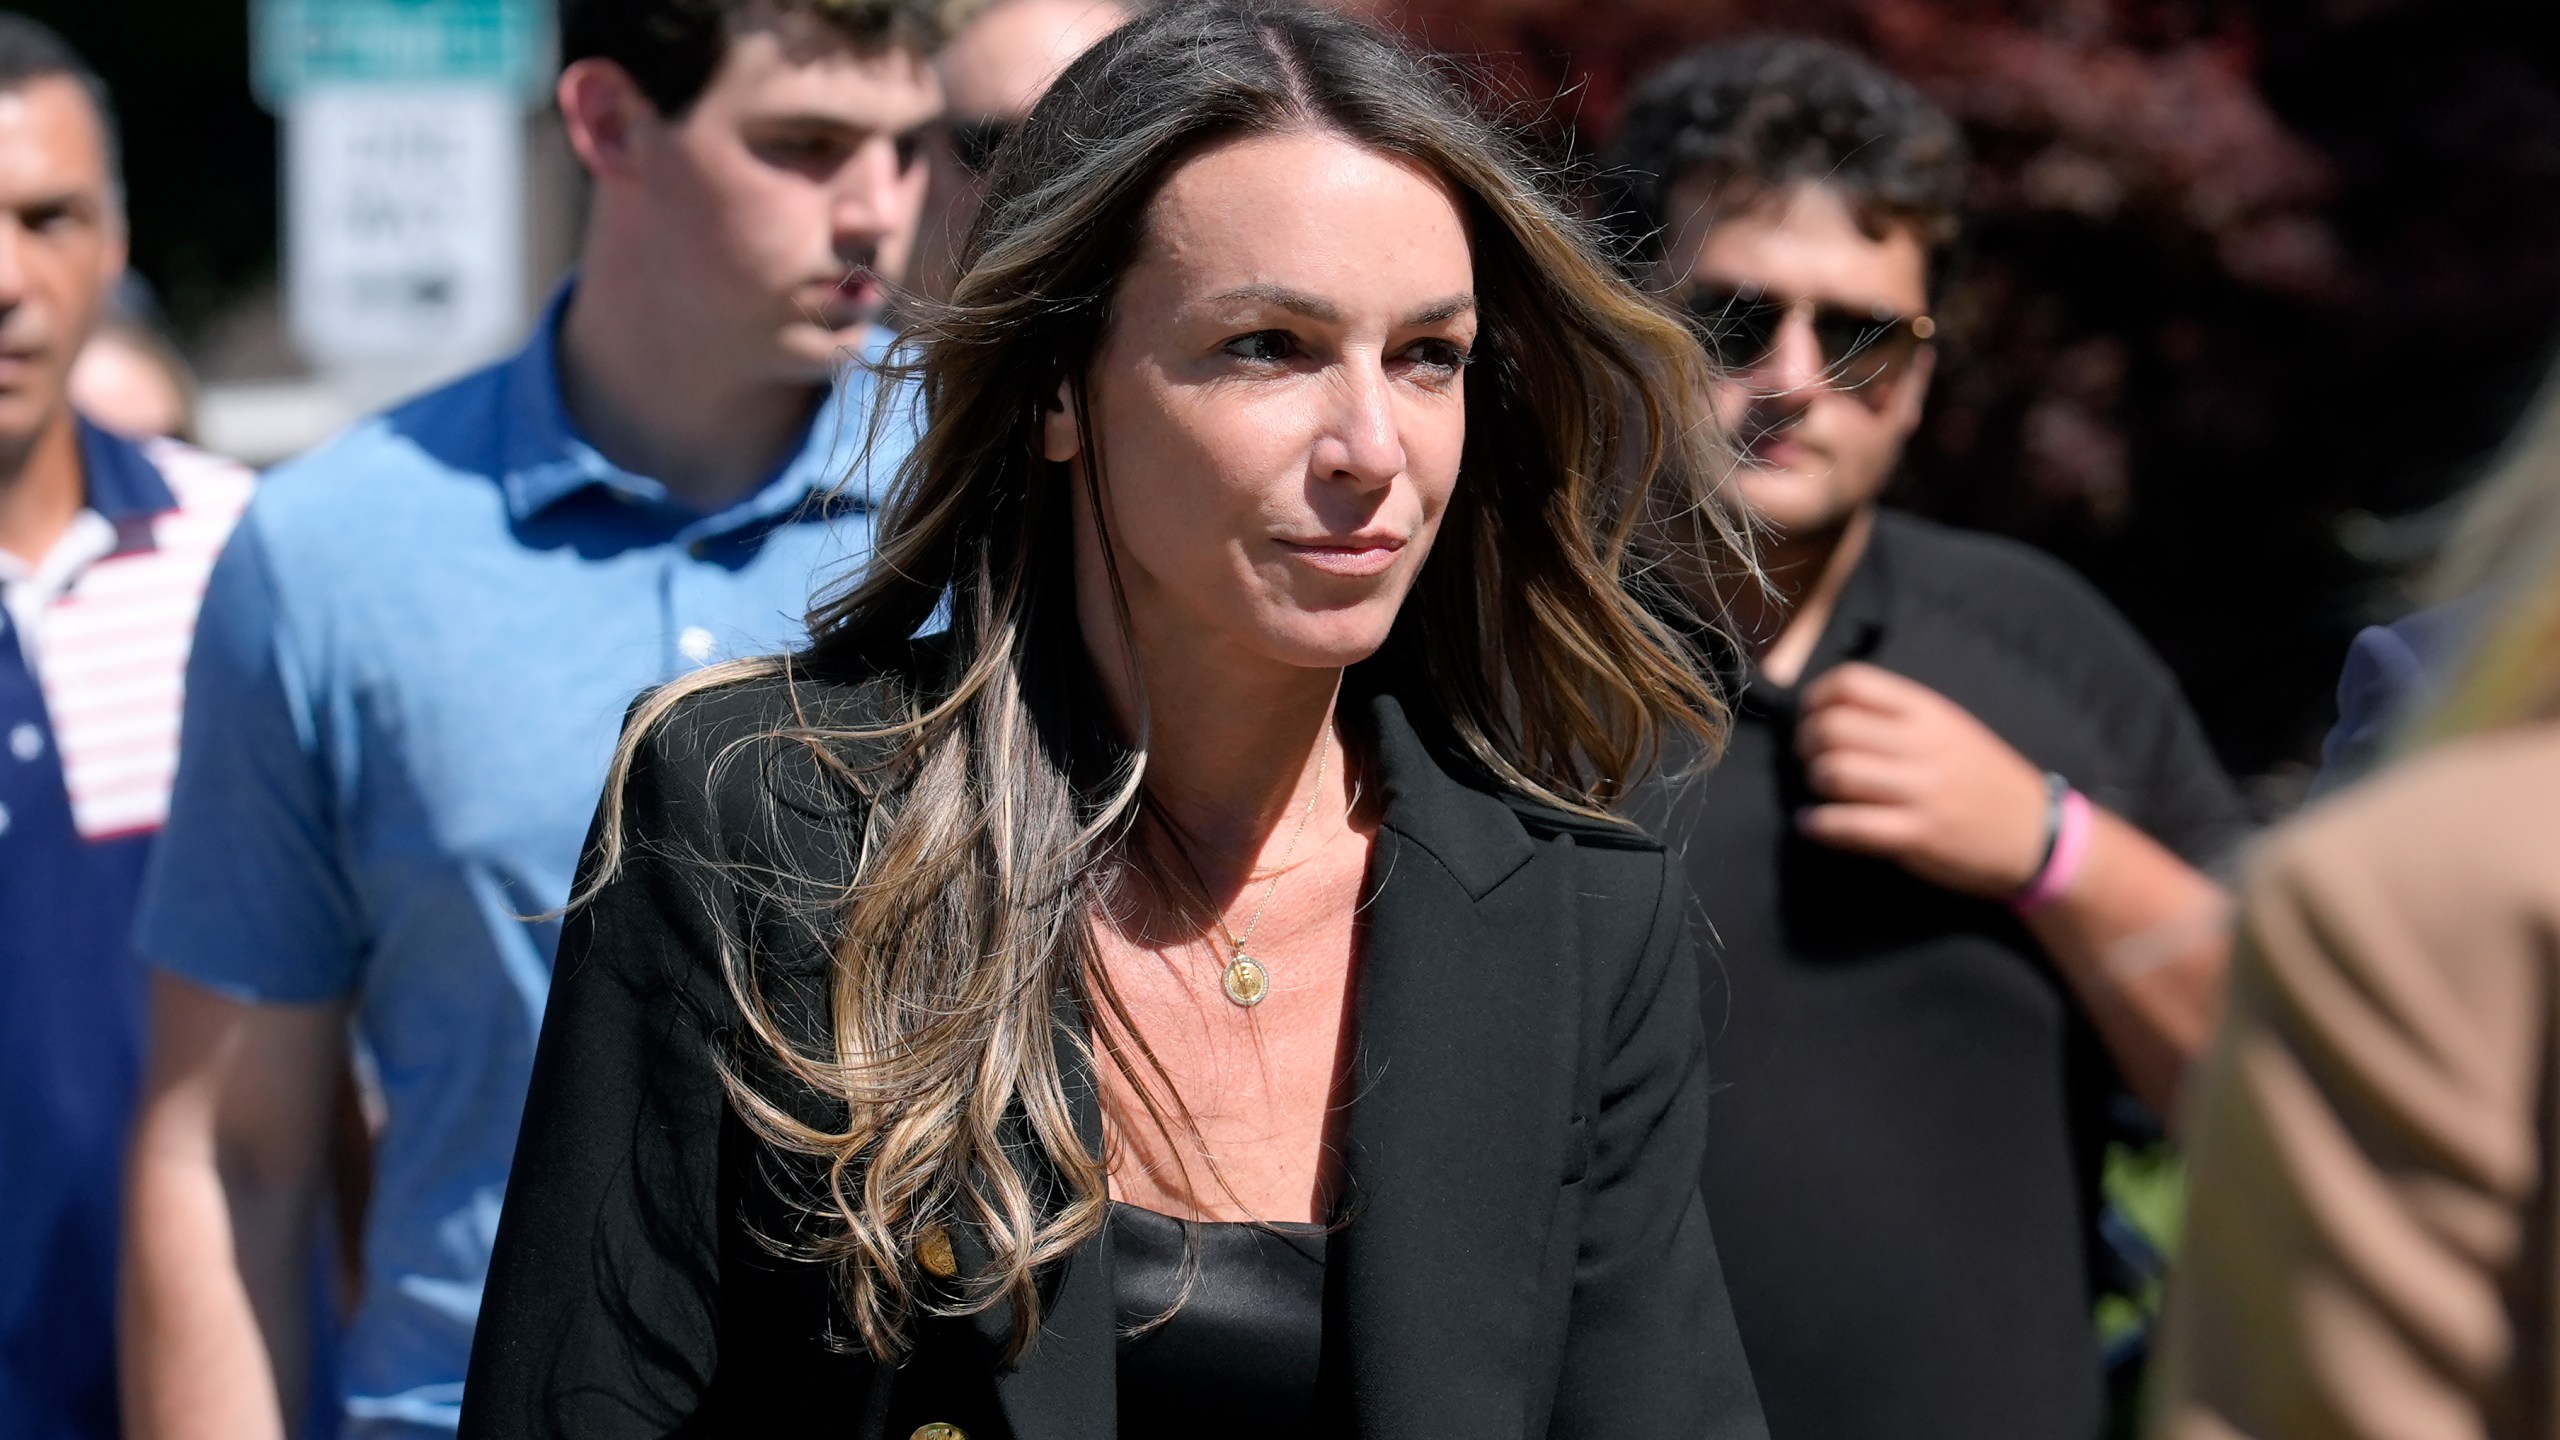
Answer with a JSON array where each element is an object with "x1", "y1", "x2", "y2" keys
[
  {"x1": 1610, "y1": 37, "x2": 2248, "y2": 1440},
  {"x1": 911, "y1": 0, "x2": 1130, "y2": 298}
]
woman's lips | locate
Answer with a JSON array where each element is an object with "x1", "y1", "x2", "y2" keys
[{"x1": 1276, "y1": 538, "x2": 1405, "y2": 578}]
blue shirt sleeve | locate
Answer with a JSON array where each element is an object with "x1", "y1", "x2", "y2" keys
[
  {"x1": 135, "y1": 516, "x2": 365, "y2": 1003},
  {"x1": 2314, "y1": 625, "x2": 2426, "y2": 784}
]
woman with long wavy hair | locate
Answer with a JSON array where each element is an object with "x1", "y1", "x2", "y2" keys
[{"x1": 460, "y1": 4, "x2": 1766, "y2": 1436}]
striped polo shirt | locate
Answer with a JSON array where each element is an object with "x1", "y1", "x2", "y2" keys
[{"x1": 0, "y1": 417, "x2": 253, "y2": 1440}]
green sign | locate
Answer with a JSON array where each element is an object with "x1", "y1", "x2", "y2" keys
[{"x1": 254, "y1": 0, "x2": 549, "y2": 104}]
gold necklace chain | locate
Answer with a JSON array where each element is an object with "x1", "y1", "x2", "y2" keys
[
  {"x1": 1212, "y1": 723, "x2": 1331, "y2": 1008},
  {"x1": 1239, "y1": 775, "x2": 1363, "y2": 882}
]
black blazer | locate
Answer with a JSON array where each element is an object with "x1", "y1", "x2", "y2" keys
[{"x1": 459, "y1": 664, "x2": 1765, "y2": 1439}]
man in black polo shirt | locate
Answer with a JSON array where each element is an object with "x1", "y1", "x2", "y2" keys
[{"x1": 1610, "y1": 38, "x2": 2249, "y2": 1440}]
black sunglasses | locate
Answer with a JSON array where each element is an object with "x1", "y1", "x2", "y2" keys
[
  {"x1": 948, "y1": 115, "x2": 1015, "y2": 179},
  {"x1": 1681, "y1": 284, "x2": 1938, "y2": 391}
]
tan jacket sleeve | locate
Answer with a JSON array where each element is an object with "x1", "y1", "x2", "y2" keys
[{"x1": 2149, "y1": 726, "x2": 2560, "y2": 1440}]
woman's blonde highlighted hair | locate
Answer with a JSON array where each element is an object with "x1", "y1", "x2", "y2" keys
[
  {"x1": 2413, "y1": 361, "x2": 2560, "y2": 739},
  {"x1": 587, "y1": 0, "x2": 1748, "y2": 1365}
]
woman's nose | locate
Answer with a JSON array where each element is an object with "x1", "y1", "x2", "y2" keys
[{"x1": 1314, "y1": 361, "x2": 1406, "y2": 490}]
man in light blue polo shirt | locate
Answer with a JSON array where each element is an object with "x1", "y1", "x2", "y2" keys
[{"x1": 119, "y1": 3, "x2": 950, "y2": 1436}]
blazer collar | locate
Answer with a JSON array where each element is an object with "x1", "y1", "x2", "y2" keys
[{"x1": 1362, "y1": 689, "x2": 1538, "y2": 899}]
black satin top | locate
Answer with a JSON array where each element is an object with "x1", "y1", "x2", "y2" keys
[{"x1": 1109, "y1": 1202, "x2": 1328, "y2": 1438}]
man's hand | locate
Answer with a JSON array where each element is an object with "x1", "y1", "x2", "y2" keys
[
  {"x1": 1795, "y1": 659, "x2": 2233, "y2": 1117},
  {"x1": 1794, "y1": 660, "x2": 2050, "y2": 897}
]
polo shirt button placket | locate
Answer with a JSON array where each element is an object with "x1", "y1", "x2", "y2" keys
[
  {"x1": 1, "y1": 617, "x2": 34, "y2": 842},
  {"x1": 670, "y1": 530, "x2": 716, "y2": 669}
]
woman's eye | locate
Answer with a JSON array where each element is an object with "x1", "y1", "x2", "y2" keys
[
  {"x1": 1403, "y1": 339, "x2": 1475, "y2": 376},
  {"x1": 1220, "y1": 330, "x2": 1299, "y2": 365}
]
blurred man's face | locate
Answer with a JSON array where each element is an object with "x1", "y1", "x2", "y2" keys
[
  {"x1": 632, "y1": 13, "x2": 939, "y2": 382},
  {"x1": 0, "y1": 75, "x2": 122, "y2": 453},
  {"x1": 1663, "y1": 180, "x2": 1935, "y2": 544},
  {"x1": 915, "y1": 0, "x2": 1126, "y2": 296},
  {"x1": 71, "y1": 329, "x2": 186, "y2": 439}
]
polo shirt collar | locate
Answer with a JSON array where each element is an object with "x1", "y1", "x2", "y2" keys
[
  {"x1": 496, "y1": 281, "x2": 896, "y2": 533},
  {"x1": 1741, "y1": 508, "x2": 1897, "y2": 722},
  {"x1": 1798, "y1": 510, "x2": 1896, "y2": 677},
  {"x1": 76, "y1": 415, "x2": 177, "y2": 522}
]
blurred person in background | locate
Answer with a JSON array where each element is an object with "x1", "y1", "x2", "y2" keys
[
  {"x1": 2148, "y1": 368, "x2": 2560, "y2": 1439},
  {"x1": 1612, "y1": 37, "x2": 2247, "y2": 1440},
  {"x1": 0, "y1": 16, "x2": 254, "y2": 1440},
  {"x1": 910, "y1": 0, "x2": 1128, "y2": 298},
  {"x1": 67, "y1": 279, "x2": 193, "y2": 441},
  {"x1": 2312, "y1": 363, "x2": 2560, "y2": 793},
  {"x1": 116, "y1": 1, "x2": 946, "y2": 1435}
]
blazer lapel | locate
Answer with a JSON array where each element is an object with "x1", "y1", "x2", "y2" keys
[
  {"x1": 954, "y1": 1020, "x2": 1117, "y2": 1440},
  {"x1": 1329, "y1": 693, "x2": 1582, "y2": 1436}
]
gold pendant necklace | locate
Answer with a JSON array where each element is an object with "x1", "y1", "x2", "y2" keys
[{"x1": 1213, "y1": 723, "x2": 1331, "y2": 1009}]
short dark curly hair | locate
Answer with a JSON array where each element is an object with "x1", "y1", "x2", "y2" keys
[
  {"x1": 1603, "y1": 36, "x2": 1967, "y2": 292},
  {"x1": 561, "y1": 0, "x2": 955, "y2": 118}
]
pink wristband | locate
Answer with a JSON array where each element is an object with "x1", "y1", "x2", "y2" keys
[{"x1": 2011, "y1": 787, "x2": 2093, "y2": 915}]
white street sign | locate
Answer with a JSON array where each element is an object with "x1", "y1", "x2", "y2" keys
[{"x1": 285, "y1": 85, "x2": 523, "y2": 368}]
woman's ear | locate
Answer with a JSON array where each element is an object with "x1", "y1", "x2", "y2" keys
[{"x1": 1040, "y1": 379, "x2": 1081, "y2": 463}]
